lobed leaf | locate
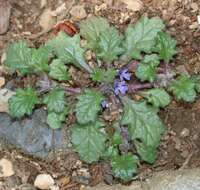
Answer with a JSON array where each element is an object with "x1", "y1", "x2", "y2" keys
[
  {"x1": 9, "y1": 87, "x2": 39, "y2": 118},
  {"x1": 43, "y1": 88, "x2": 66, "y2": 113},
  {"x1": 71, "y1": 122, "x2": 107, "y2": 163},
  {"x1": 91, "y1": 68, "x2": 117, "y2": 83},
  {"x1": 49, "y1": 59, "x2": 70, "y2": 81},
  {"x1": 140, "y1": 88, "x2": 171, "y2": 108},
  {"x1": 121, "y1": 97, "x2": 164, "y2": 147},
  {"x1": 46, "y1": 32, "x2": 92, "y2": 73},
  {"x1": 135, "y1": 141, "x2": 157, "y2": 164},
  {"x1": 154, "y1": 32, "x2": 177, "y2": 63},
  {"x1": 123, "y1": 16, "x2": 165, "y2": 60},
  {"x1": 169, "y1": 75, "x2": 196, "y2": 102},
  {"x1": 111, "y1": 153, "x2": 138, "y2": 181},
  {"x1": 80, "y1": 16, "x2": 124, "y2": 63},
  {"x1": 75, "y1": 89, "x2": 104, "y2": 124}
]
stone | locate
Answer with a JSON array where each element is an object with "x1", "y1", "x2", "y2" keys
[
  {"x1": 70, "y1": 5, "x2": 87, "y2": 20},
  {"x1": 0, "y1": 88, "x2": 15, "y2": 113},
  {"x1": 0, "y1": 0, "x2": 11, "y2": 34},
  {"x1": 86, "y1": 169, "x2": 200, "y2": 190},
  {"x1": 34, "y1": 174, "x2": 54, "y2": 190},
  {"x1": 0, "y1": 108, "x2": 72, "y2": 159},
  {"x1": 121, "y1": 0, "x2": 143, "y2": 12},
  {"x1": 0, "y1": 158, "x2": 15, "y2": 177}
]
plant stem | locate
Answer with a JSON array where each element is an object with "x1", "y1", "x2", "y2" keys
[{"x1": 128, "y1": 83, "x2": 154, "y2": 93}]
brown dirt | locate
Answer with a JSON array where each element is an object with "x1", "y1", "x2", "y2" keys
[{"x1": 0, "y1": 0, "x2": 200, "y2": 189}]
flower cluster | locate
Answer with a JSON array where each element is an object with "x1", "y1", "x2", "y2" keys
[{"x1": 114, "y1": 69, "x2": 131, "y2": 95}]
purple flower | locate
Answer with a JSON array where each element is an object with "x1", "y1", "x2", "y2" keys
[
  {"x1": 101, "y1": 100, "x2": 109, "y2": 108},
  {"x1": 118, "y1": 69, "x2": 131, "y2": 81},
  {"x1": 114, "y1": 81, "x2": 128, "y2": 95}
]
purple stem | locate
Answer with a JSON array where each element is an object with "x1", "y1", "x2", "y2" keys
[
  {"x1": 128, "y1": 83, "x2": 154, "y2": 93},
  {"x1": 63, "y1": 86, "x2": 81, "y2": 95}
]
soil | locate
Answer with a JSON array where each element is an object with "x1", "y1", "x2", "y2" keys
[{"x1": 0, "y1": 0, "x2": 200, "y2": 189}]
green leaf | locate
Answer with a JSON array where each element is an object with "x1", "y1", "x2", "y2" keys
[
  {"x1": 71, "y1": 122, "x2": 107, "y2": 163},
  {"x1": 135, "y1": 141, "x2": 157, "y2": 164},
  {"x1": 191, "y1": 75, "x2": 200, "y2": 93},
  {"x1": 46, "y1": 32, "x2": 92, "y2": 73},
  {"x1": 30, "y1": 46, "x2": 52, "y2": 73},
  {"x1": 49, "y1": 59, "x2": 70, "y2": 81},
  {"x1": 9, "y1": 87, "x2": 38, "y2": 118},
  {"x1": 91, "y1": 68, "x2": 117, "y2": 83},
  {"x1": 111, "y1": 153, "x2": 138, "y2": 181},
  {"x1": 5, "y1": 41, "x2": 32, "y2": 75},
  {"x1": 135, "y1": 54, "x2": 160, "y2": 82},
  {"x1": 123, "y1": 16, "x2": 165, "y2": 60},
  {"x1": 80, "y1": 16, "x2": 110, "y2": 50},
  {"x1": 121, "y1": 97, "x2": 164, "y2": 147},
  {"x1": 75, "y1": 89, "x2": 104, "y2": 124},
  {"x1": 103, "y1": 146, "x2": 118, "y2": 159},
  {"x1": 96, "y1": 27, "x2": 124, "y2": 63},
  {"x1": 112, "y1": 132, "x2": 122, "y2": 146},
  {"x1": 154, "y1": 32, "x2": 176, "y2": 63},
  {"x1": 47, "y1": 109, "x2": 68, "y2": 129},
  {"x1": 43, "y1": 89, "x2": 66, "y2": 113},
  {"x1": 140, "y1": 88, "x2": 171, "y2": 108},
  {"x1": 142, "y1": 54, "x2": 160, "y2": 66},
  {"x1": 136, "y1": 62, "x2": 156, "y2": 82},
  {"x1": 80, "y1": 16, "x2": 123, "y2": 63},
  {"x1": 5, "y1": 42, "x2": 52, "y2": 75},
  {"x1": 169, "y1": 75, "x2": 196, "y2": 102}
]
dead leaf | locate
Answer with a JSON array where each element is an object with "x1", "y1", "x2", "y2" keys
[
  {"x1": 121, "y1": 0, "x2": 143, "y2": 12},
  {"x1": 0, "y1": 88, "x2": 15, "y2": 113},
  {"x1": 70, "y1": 5, "x2": 87, "y2": 20},
  {"x1": 0, "y1": 77, "x2": 5, "y2": 87},
  {"x1": 0, "y1": 0, "x2": 11, "y2": 34},
  {"x1": 39, "y1": 8, "x2": 55, "y2": 30}
]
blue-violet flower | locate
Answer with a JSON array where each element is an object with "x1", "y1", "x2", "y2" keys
[
  {"x1": 118, "y1": 69, "x2": 131, "y2": 81},
  {"x1": 114, "y1": 81, "x2": 128, "y2": 95},
  {"x1": 101, "y1": 100, "x2": 109, "y2": 108}
]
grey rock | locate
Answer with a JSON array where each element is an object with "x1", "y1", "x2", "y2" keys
[
  {"x1": 86, "y1": 169, "x2": 200, "y2": 190},
  {"x1": 0, "y1": 109, "x2": 72, "y2": 159}
]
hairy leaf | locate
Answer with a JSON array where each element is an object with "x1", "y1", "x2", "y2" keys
[
  {"x1": 5, "y1": 41, "x2": 32, "y2": 75},
  {"x1": 9, "y1": 87, "x2": 39, "y2": 118},
  {"x1": 142, "y1": 54, "x2": 160, "y2": 66},
  {"x1": 136, "y1": 62, "x2": 156, "y2": 82},
  {"x1": 121, "y1": 97, "x2": 164, "y2": 147},
  {"x1": 71, "y1": 122, "x2": 107, "y2": 163},
  {"x1": 123, "y1": 16, "x2": 164, "y2": 60},
  {"x1": 154, "y1": 32, "x2": 176, "y2": 63},
  {"x1": 140, "y1": 88, "x2": 171, "y2": 108},
  {"x1": 96, "y1": 27, "x2": 124, "y2": 63},
  {"x1": 75, "y1": 89, "x2": 104, "y2": 124},
  {"x1": 5, "y1": 42, "x2": 52, "y2": 75},
  {"x1": 169, "y1": 75, "x2": 196, "y2": 102},
  {"x1": 43, "y1": 89, "x2": 66, "y2": 113},
  {"x1": 47, "y1": 109, "x2": 68, "y2": 129},
  {"x1": 80, "y1": 16, "x2": 110, "y2": 50},
  {"x1": 30, "y1": 46, "x2": 52, "y2": 73},
  {"x1": 80, "y1": 17, "x2": 123, "y2": 63},
  {"x1": 135, "y1": 141, "x2": 157, "y2": 164},
  {"x1": 47, "y1": 32, "x2": 92, "y2": 73},
  {"x1": 49, "y1": 59, "x2": 70, "y2": 81},
  {"x1": 91, "y1": 68, "x2": 117, "y2": 83},
  {"x1": 191, "y1": 75, "x2": 200, "y2": 93},
  {"x1": 135, "y1": 54, "x2": 160, "y2": 82},
  {"x1": 111, "y1": 153, "x2": 138, "y2": 181}
]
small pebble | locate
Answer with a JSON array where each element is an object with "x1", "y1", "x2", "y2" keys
[
  {"x1": 0, "y1": 158, "x2": 15, "y2": 177},
  {"x1": 34, "y1": 174, "x2": 54, "y2": 190},
  {"x1": 180, "y1": 128, "x2": 190, "y2": 138}
]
